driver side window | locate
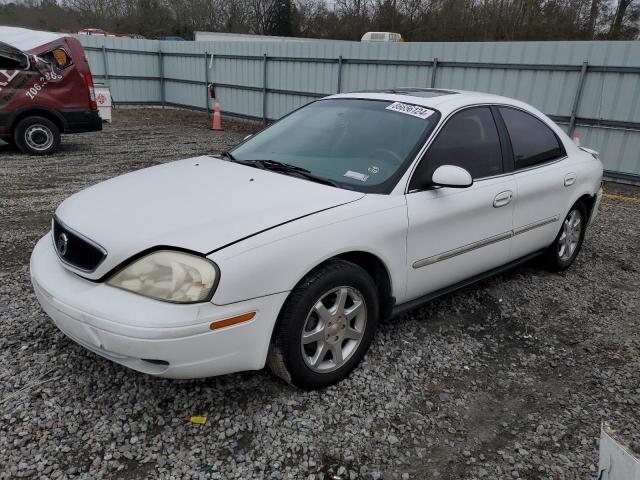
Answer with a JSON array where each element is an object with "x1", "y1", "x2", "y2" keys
[
  {"x1": 0, "y1": 42, "x2": 29, "y2": 70},
  {"x1": 409, "y1": 106, "x2": 503, "y2": 190}
]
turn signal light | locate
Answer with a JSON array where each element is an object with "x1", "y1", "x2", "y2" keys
[{"x1": 210, "y1": 312, "x2": 256, "y2": 330}]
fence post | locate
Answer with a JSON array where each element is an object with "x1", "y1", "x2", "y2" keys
[
  {"x1": 101, "y1": 45, "x2": 109, "y2": 84},
  {"x1": 337, "y1": 55, "x2": 343, "y2": 93},
  {"x1": 569, "y1": 61, "x2": 588, "y2": 136},
  {"x1": 204, "y1": 51, "x2": 210, "y2": 118},
  {"x1": 262, "y1": 53, "x2": 268, "y2": 125},
  {"x1": 430, "y1": 57, "x2": 438, "y2": 88},
  {"x1": 159, "y1": 49, "x2": 165, "y2": 108}
]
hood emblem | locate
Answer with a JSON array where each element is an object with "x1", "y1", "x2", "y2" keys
[{"x1": 57, "y1": 232, "x2": 69, "y2": 256}]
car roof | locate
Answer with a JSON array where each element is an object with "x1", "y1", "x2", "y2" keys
[
  {"x1": 326, "y1": 88, "x2": 528, "y2": 115},
  {"x1": 0, "y1": 26, "x2": 63, "y2": 52},
  {"x1": 324, "y1": 87, "x2": 576, "y2": 159}
]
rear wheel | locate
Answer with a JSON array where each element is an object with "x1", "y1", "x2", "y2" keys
[
  {"x1": 268, "y1": 260, "x2": 379, "y2": 389},
  {"x1": 14, "y1": 116, "x2": 60, "y2": 155},
  {"x1": 543, "y1": 201, "x2": 587, "y2": 271}
]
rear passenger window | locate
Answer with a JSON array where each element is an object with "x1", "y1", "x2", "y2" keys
[
  {"x1": 499, "y1": 107, "x2": 564, "y2": 169},
  {"x1": 409, "y1": 107, "x2": 503, "y2": 189},
  {"x1": 41, "y1": 48, "x2": 74, "y2": 75}
]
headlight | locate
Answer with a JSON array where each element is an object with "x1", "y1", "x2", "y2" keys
[{"x1": 107, "y1": 250, "x2": 219, "y2": 303}]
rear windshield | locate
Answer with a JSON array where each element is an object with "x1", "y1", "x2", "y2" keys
[{"x1": 231, "y1": 98, "x2": 440, "y2": 193}]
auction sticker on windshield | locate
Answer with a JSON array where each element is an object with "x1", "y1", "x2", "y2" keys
[
  {"x1": 344, "y1": 170, "x2": 369, "y2": 182},
  {"x1": 385, "y1": 102, "x2": 434, "y2": 119}
]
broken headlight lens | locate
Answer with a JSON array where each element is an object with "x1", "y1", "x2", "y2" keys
[{"x1": 107, "y1": 251, "x2": 218, "y2": 303}]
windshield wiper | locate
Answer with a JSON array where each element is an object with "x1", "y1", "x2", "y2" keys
[
  {"x1": 218, "y1": 155, "x2": 339, "y2": 187},
  {"x1": 218, "y1": 151, "x2": 262, "y2": 168},
  {"x1": 253, "y1": 160, "x2": 340, "y2": 187},
  {"x1": 220, "y1": 150, "x2": 237, "y2": 162}
]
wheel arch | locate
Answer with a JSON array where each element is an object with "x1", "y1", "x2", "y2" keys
[
  {"x1": 558, "y1": 191, "x2": 597, "y2": 229},
  {"x1": 292, "y1": 250, "x2": 395, "y2": 320},
  {"x1": 11, "y1": 107, "x2": 66, "y2": 134},
  {"x1": 576, "y1": 192, "x2": 597, "y2": 218}
]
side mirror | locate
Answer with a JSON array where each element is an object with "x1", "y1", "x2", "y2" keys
[{"x1": 431, "y1": 165, "x2": 473, "y2": 188}]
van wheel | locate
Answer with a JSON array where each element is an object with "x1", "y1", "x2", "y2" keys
[
  {"x1": 267, "y1": 260, "x2": 379, "y2": 389},
  {"x1": 14, "y1": 116, "x2": 60, "y2": 155}
]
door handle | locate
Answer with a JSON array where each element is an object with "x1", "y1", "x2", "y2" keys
[
  {"x1": 564, "y1": 173, "x2": 577, "y2": 186},
  {"x1": 493, "y1": 190, "x2": 513, "y2": 208}
]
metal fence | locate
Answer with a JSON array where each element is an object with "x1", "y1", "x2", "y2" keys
[{"x1": 78, "y1": 36, "x2": 640, "y2": 182}]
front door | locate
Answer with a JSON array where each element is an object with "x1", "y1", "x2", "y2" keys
[{"x1": 405, "y1": 106, "x2": 515, "y2": 301}]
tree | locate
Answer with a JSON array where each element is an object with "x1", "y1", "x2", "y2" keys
[
  {"x1": 1, "y1": 0, "x2": 638, "y2": 41},
  {"x1": 586, "y1": 0, "x2": 602, "y2": 38},
  {"x1": 269, "y1": 0, "x2": 294, "y2": 36},
  {"x1": 608, "y1": 0, "x2": 639, "y2": 39},
  {"x1": 335, "y1": 0, "x2": 371, "y2": 39}
]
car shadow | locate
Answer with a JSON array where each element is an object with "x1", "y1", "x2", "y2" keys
[{"x1": 0, "y1": 140, "x2": 18, "y2": 152}]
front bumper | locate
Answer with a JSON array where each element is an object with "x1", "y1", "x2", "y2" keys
[{"x1": 30, "y1": 234, "x2": 287, "y2": 379}]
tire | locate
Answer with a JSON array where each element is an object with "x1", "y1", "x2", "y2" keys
[
  {"x1": 543, "y1": 201, "x2": 588, "y2": 272},
  {"x1": 13, "y1": 116, "x2": 60, "y2": 155},
  {"x1": 267, "y1": 260, "x2": 379, "y2": 389}
]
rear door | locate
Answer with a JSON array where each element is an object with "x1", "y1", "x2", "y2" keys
[
  {"x1": 405, "y1": 106, "x2": 516, "y2": 301},
  {"x1": 497, "y1": 106, "x2": 573, "y2": 259}
]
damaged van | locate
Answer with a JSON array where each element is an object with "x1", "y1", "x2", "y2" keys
[{"x1": 0, "y1": 27, "x2": 102, "y2": 155}]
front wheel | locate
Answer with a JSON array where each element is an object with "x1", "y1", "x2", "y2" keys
[
  {"x1": 14, "y1": 116, "x2": 60, "y2": 155},
  {"x1": 544, "y1": 201, "x2": 587, "y2": 271},
  {"x1": 268, "y1": 260, "x2": 379, "y2": 389}
]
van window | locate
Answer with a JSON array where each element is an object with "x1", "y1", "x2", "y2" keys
[
  {"x1": 41, "y1": 48, "x2": 74, "y2": 74},
  {"x1": 499, "y1": 107, "x2": 564, "y2": 169},
  {"x1": 0, "y1": 42, "x2": 28, "y2": 70},
  {"x1": 409, "y1": 106, "x2": 503, "y2": 189}
]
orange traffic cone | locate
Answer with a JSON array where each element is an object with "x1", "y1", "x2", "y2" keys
[
  {"x1": 573, "y1": 131, "x2": 580, "y2": 146},
  {"x1": 212, "y1": 100, "x2": 222, "y2": 131}
]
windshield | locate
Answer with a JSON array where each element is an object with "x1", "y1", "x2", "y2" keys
[{"x1": 230, "y1": 98, "x2": 440, "y2": 193}]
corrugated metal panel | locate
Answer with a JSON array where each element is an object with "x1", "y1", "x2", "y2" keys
[
  {"x1": 77, "y1": 36, "x2": 640, "y2": 177},
  {"x1": 562, "y1": 124, "x2": 640, "y2": 175},
  {"x1": 107, "y1": 79, "x2": 161, "y2": 103}
]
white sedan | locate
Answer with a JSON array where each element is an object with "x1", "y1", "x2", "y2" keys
[{"x1": 30, "y1": 89, "x2": 603, "y2": 389}]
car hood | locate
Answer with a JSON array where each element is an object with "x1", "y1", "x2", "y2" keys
[{"x1": 55, "y1": 156, "x2": 364, "y2": 279}]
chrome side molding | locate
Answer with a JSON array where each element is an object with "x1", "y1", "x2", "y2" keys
[
  {"x1": 513, "y1": 216, "x2": 560, "y2": 236},
  {"x1": 413, "y1": 216, "x2": 559, "y2": 269},
  {"x1": 413, "y1": 231, "x2": 513, "y2": 268}
]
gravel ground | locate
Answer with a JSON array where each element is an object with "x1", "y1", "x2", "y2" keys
[{"x1": 1, "y1": 108, "x2": 638, "y2": 480}]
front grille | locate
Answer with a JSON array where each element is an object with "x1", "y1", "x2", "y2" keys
[{"x1": 52, "y1": 216, "x2": 106, "y2": 272}]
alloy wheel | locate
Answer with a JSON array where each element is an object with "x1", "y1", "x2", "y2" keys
[
  {"x1": 558, "y1": 209, "x2": 583, "y2": 261},
  {"x1": 300, "y1": 286, "x2": 367, "y2": 373}
]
